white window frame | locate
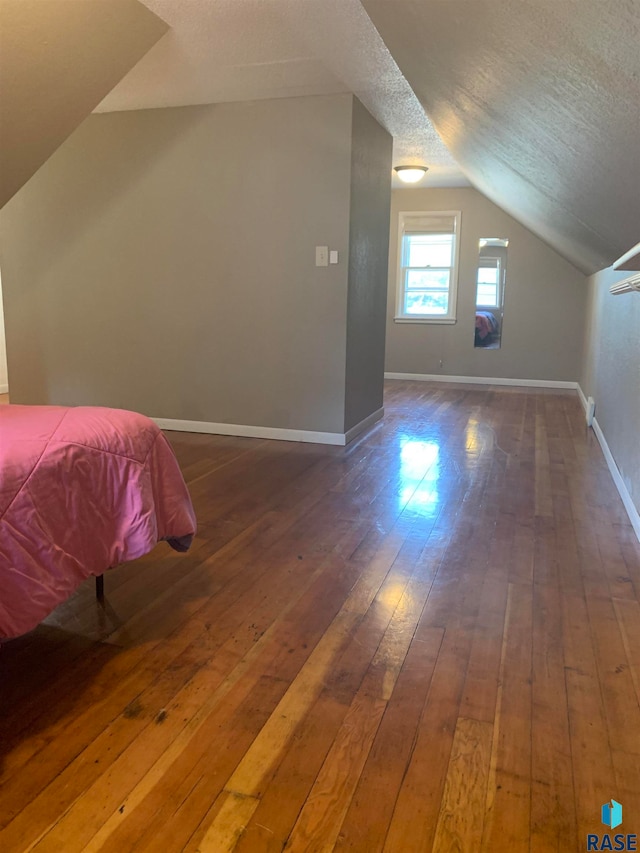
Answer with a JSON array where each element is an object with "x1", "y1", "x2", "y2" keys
[
  {"x1": 395, "y1": 210, "x2": 461, "y2": 324},
  {"x1": 476, "y1": 255, "x2": 502, "y2": 309}
]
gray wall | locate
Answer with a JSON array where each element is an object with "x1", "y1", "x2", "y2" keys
[
  {"x1": 344, "y1": 97, "x2": 392, "y2": 431},
  {"x1": 581, "y1": 266, "x2": 640, "y2": 516},
  {"x1": 385, "y1": 187, "x2": 587, "y2": 381},
  {"x1": 0, "y1": 95, "x2": 358, "y2": 434}
]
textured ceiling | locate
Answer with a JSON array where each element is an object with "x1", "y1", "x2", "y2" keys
[
  {"x1": 362, "y1": 0, "x2": 640, "y2": 274},
  {"x1": 96, "y1": 0, "x2": 467, "y2": 188},
  {"x1": 47, "y1": 0, "x2": 638, "y2": 273},
  {"x1": 96, "y1": 0, "x2": 348, "y2": 110}
]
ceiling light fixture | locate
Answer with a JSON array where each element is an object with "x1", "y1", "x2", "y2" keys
[{"x1": 394, "y1": 165, "x2": 428, "y2": 184}]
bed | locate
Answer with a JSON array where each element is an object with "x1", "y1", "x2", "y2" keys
[
  {"x1": 475, "y1": 310, "x2": 500, "y2": 347},
  {"x1": 0, "y1": 405, "x2": 197, "y2": 640}
]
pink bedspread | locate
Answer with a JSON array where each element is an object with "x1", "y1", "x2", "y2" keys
[{"x1": 0, "y1": 405, "x2": 196, "y2": 639}]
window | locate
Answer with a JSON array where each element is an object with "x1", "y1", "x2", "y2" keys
[
  {"x1": 395, "y1": 211, "x2": 461, "y2": 323},
  {"x1": 476, "y1": 257, "x2": 501, "y2": 308}
]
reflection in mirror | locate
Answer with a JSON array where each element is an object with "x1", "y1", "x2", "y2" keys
[{"x1": 474, "y1": 238, "x2": 508, "y2": 349}]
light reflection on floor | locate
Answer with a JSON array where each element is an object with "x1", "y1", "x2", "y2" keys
[
  {"x1": 465, "y1": 418, "x2": 483, "y2": 454},
  {"x1": 398, "y1": 436, "x2": 441, "y2": 517}
]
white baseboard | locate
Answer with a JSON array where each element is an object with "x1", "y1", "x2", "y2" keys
[
  {"x1": 592, "y1": 423, "x2": 640, "y2": 544},
  {"x1": 0, "y1": 383, "x2": 8, "y2": 394},
  {"x1": 344, "y1": 407, "x2": 384, "y2": 445},
  {"x1": 577, "y1": 384, "x2": 639, "y2": 542},
  {"x1": 592, "y1": 417, "x2": 640, "y2": 542},
  {"x1": 153, "y1": 417, "x2": 346, "y2": 446},
  {"x1": 153, "y1": 408, "x2": 384, "y2": 447},
  {"x1": 576, "y1": 383, "x2": 588, "y2": 414},
  {"x1": 384, "y1": 372, "x2": 577, "y2": 390}
]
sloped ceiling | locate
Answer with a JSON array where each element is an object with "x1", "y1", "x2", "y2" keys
[
  {"x1": 361, "y1": 0, "x2": 640, "y2": 274},
  {"x1": 0, "y1": 0, "x2": 168, "y2": 209},
  {"x1": 96, "y1": 0, "x2": 468, "y2": 187},
  {"x1": 2, "y1": 0, "x2": 636, "y2": 273}
]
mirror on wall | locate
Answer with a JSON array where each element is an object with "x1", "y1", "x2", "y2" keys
[{"x1": 474, "y1": 238, "x2": 508, "y2": 349}]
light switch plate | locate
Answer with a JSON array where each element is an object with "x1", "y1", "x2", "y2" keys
[
  {"x1": 315, "y1": 246, "x2": 329, "y2": 267},
  {"x1": 329, "y1": 250, "x2": 338, "y2": 264}
]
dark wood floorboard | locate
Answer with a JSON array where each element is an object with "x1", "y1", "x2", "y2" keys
[{"x1": 1, "y1": 380, "x2": 638, "y2": 852}]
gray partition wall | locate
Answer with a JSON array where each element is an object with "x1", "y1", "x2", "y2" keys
[{"x1": 0, "y1": 94, "x2": 392, "y2": 442}]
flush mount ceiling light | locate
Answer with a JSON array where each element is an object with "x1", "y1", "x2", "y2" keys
[{"x1": 394, "y1": 165, "x2": 428, "y2": 183}]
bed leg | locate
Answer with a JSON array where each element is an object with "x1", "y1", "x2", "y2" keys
[{"x1": 96, "y1": 574, "x2": 104, "y2": 601}]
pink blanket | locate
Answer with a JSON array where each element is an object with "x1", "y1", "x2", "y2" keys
[{"x1": 0, "y1": 405, "x2": 196, "y2": 639}]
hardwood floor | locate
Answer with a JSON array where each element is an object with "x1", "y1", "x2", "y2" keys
[{"x1": 1, "y1": 380, "x2": 638, "y2": 852}]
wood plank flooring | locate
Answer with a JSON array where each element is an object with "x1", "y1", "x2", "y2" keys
[{"x1": 1, "y1": 380, "x2": 638, "y2": 852}]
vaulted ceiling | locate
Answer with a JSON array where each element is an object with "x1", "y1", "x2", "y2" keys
[
  {"x1": 2, "y1": 0, "x2": 639, "y2": 275},
  {"x1": 99, "y1": 0, "x2": 640, "y2": 274},
  {"x1": 96, "y1": 0, "x2": 467, "y2": 188},
  {"x1": 362, "y1": 0, "x2": 640, "y2": 273}
]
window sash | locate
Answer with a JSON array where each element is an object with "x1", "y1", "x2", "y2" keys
[
  {"x1": 404, "y1": 290, "x2": 450, "y2": 315},
  {"x1": 476, "y1": 257, "x2": 501, "y2": 308},
  {"x1": 403, "y1": 267, "x2": 451, "y2": 290},
  {"x1": 396, "y1": 211, "x2": 460, "y2": 322},
  {"x1": 476, "y1": 285, "x2": 499, "y2": 307}
]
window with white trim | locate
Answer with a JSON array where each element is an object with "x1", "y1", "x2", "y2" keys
[
  {"x1": 476, "y1": 256, "x2": 502, "y2": 308},
  {"x1": 395, "y1": 211, "x2": 461, "y2": 323}
]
